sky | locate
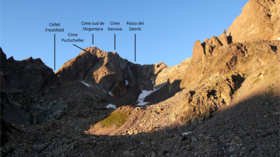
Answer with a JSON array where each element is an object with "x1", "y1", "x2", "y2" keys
[{"x1": 1, "y1": 0, "x2": 248, "y2": 71}]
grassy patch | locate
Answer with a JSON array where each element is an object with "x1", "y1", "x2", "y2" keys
[
  {"x1": 269, "y1": 69, "x2": 277, "y2": 78},
  {"x1": 266, "y1": 86, "x2": 274, "y2": 97},
  {"x1": 232, "y1": 90, "x2": 238, "y2": 99},
  {"x1": 98, "y1": 110, "x2": 131, "y2": 128},
  {"x1": 245, "y1": 72, "x2": 252, "y2": 79},
  {"x1": 263, "y1": 68, "x2": 277, "y2": 79},
  {"x1": 249, "y1": 77, "x2": 261, "y2": 89},
  {"x1": 194, "y1": 85, "x2": 200, "y2": 91},
  {"x1": 205, "y1": 54, "x2": 212, "y2": 59},
  {"x1": 252, "y1": 77, "x2": 261, "y2": 85}
]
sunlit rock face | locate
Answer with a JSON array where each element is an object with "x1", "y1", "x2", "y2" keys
[{"x1": 228, "y1": 0, "x2": 280, "y2": 43}]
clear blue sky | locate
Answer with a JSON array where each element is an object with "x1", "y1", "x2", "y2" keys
[{"x1": 1, "y1": 0, "x2": 248, "y2": 71}]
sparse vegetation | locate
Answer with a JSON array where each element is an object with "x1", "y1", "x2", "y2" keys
[
  {"x1": 98, "y1": 110, "x2": 131, "y2": 128},
  {"x1": 232, "y1": 90, "x2": 238, "y2": 98},
  {"x1": 252, "y1": 77, "x2": 261, "y2": 85},
  {"x1": 205, "y1": 54, "x2": 212, "y2": 59},
  {"x1": 245, "y1": 72, "x2": 252, "y2": 79},
  {"x1": 266, "y1": 86, "x2": 274, "y2": 97},
  {"x1": 269, "y1": 69, "x2": 277, "y2": 78}
]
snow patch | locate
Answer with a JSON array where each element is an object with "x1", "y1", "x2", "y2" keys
[
  {"x1": 125, "y1": 80, "x2": 129, "y2": 85},
  {"x1": 109, "y1": 92, "x2": 113, "y2": 96},
  {"x1": 106, "y1": 104, "x2": 116, "y2": 109},
  {"x1": 182, "y1": 132, "x2": 192, "y2": 136},
  {"x1": 81, "y1": 81, "x2": 90, "y2": 87},
  {"x1": 137, "y1": 87, "x2": 161, "y2": 106},
  {"x1": 151, "y1": 79, "x2": 155, "y2": 84}
]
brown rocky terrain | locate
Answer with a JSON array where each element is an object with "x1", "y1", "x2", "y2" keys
[
  {"x1": 1, "y1": 1, "x2": 280, "y2": 157},
  {"x1": 228, "y1": 0, "x2": 280, "y2": 42}
]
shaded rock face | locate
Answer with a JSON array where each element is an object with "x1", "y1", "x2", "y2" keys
[
  {"x1": 55, "y1": 47, "x2": 102, "y2": 86},
  {"x1": 0, "y1": 48, "x2": 65, "y2": 141},
  {"x1": 0, "y1": 48, "x2": 6, "y2": 68},
  {"x1": 1, "y1": 51, "x2": 60, "y2": 104},
  {"x1": 228, "y1": 0, "x2": 280, "y2": 42},
  {"x1": 0, "y1": 118, "x2": 17, "y2": 147},
  {"x1": 0, "y1": 48, "x2": 7, "y2": 92},
  {"x1": 29, "y1": 100, "x2": 68, "y2": 124}
]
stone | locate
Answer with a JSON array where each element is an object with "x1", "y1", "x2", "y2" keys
[
  {"x1": 186, "y1": 145, "x2": 192, "y2": 151},
  {"x1": 191, "y1": 136, "x2": 198, "y2": 142},
  {"x1": 230, "y1": 140, "x2": 237, "y2": 146},
  {"x1": 32, "y1": 142, "x2": 50, "y2": 152},
  {"x1": 228, "y1": 148, "x2": 235, "y2": 153}
]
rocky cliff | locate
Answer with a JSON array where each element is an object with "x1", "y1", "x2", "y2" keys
[{"x1": 228, "y1": 0, "x2": 280, "y2": 42}]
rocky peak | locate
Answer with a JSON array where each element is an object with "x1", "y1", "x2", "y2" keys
[
  {"x1": 228, "y1": 0, "x2": 280, "y2": 42},
  {"x1": 190, "y1": 31, "x2": 232, "y2": 66},
  {"x1": 0, "y1": 48, "x2": 6, "y2": 68}
]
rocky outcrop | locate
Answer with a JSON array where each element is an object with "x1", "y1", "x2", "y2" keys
[
  {"x1": 218, "y1": 30, "x2": 230, "y2": 46},
  {"x1": 0, "y1": 118, "x2": 17, "y2": 147},
  {"x1": 0, "y1": 48, "x2": 67, "y2": 129},
  {"x1": 1, "y1": 49, "x2": 60, "y2": 104},
  {"x1": 29, "y1": 99, "x2": 68, "y2": 124},
  {"x1": 0, "y1": 48, "x2": 6, "y2": 68},
  {"x1": 55, "y1": 47, "x2": 101, "y2": 86},
  {"x1": 191, "y1": 40, "x2": 205, "y2": 65},
  {"x1": 56, "y1": 47, "x2": 129, "y2": 97},
  {"x1": 181, "y1": 37, "x2": 279, "y2": 89},
  {"x1": 154, "y1": 62, "x2": 167, "y2": 75},
  {"x1": 154, "y1": 58, "x2": 191, "y2": 87},
  {"x1": 56, "y1": 47, "x2": 169, "y2": 98},
  {"x1": 110, "y1": 77, "x2": 127, "y2": 98},
  {"x1": 228, "y1": 0, "x2": 280, "y2": 42},
  {"x1": 1, "y1": 48, "x2": 7, "y2": 92},
  {"x1": 179, "y1": 73, "x2": 245, "y2": 125}
]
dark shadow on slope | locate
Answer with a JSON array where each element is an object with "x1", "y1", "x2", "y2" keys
[
  {"x1": 112, "y1": 63, "x2": 142, "y2": 106},
  {"x1": 144, "y1": 79, "x2": 183, "y2": 105},
  {"x1": 3, "y1": 91, "x2": 279, "y2": 156},
  {"x1": 270, "y1": 45, "x2": 277, "y2": 54}
]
